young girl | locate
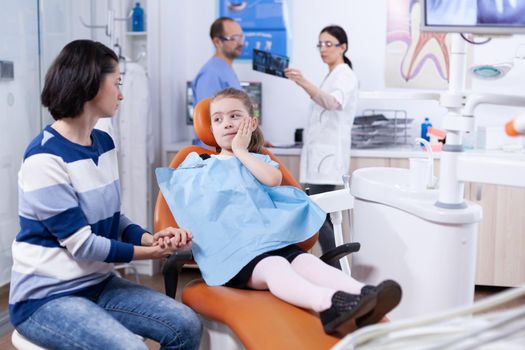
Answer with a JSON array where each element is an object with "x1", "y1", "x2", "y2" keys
[{"x1": 156, "y1": 88, "x2": 401, "y2": 336}]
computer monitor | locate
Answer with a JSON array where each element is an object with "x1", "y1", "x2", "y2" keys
[
  {"x1": 186, "y1": 81, "x2": 263, "y2": 125},
  {"x1": 421, "y1": 0, "x2": 525, "y2": 34}
]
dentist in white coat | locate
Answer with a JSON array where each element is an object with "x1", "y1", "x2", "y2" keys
[{"x1": 285, "y1": 25, "x2": 358, "y2": 268}]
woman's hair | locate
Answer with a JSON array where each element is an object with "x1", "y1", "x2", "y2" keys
[
  {"x1": 41, "y1": 40, "x2": 119, "y2": 120},
  {"x1": 211, "y1": 87, "x2": 265, "y2": 154},
  {"x1": 320, "y1": 25, "x2": 353, "y2": 70}
]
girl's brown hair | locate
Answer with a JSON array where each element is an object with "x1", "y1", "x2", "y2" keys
[{"x1": 211, "y1": 87, "x2": 265, "y2": 153}]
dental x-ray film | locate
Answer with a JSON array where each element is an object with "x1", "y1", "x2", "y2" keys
[{"x1": 252, "y1": 49, "x2": 289, "y2": 78}]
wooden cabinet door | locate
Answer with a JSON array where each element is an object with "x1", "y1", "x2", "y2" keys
[
  {"x1": 278, "y1": 155, "x2": 301, "y2": 181},
  {"x1": 349, "y1": 157, "x2": 390, "y2": 174},
  {"x1": 472, "y1": 184, "x2": 525, "y2": 287}
]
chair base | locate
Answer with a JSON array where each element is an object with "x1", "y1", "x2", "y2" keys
[
  {"x1": 11, "y1": 328, "x2": 144, "y2": 350},
  {"x1": 12, "y1": 330, "x2": 48, "y2": 350},
  {"x1": 200, "y1": 318, "x2": 244, "y2": 350}
]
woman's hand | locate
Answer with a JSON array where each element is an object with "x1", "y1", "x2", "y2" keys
[
  {"x1": 284, "y1": 67, "x2": 318, "y2": 99},
  {"x1": 284, "y1": 68, "x2": 305, "y2": 84},
  {"x1": 232, "y1": 117, "x2": 255, "y2": 155},
  {"x1": 133, "y1": 227, "x2": 193, "y2": 260},
  {"x1": 153, "y1": 227, "x2": 192, "y2": 248}
]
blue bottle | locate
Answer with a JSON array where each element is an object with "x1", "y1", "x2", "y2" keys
[
  {"x1": 132, "y1": 2, "x2": 144, "y2": 32},
  {"x1": 420, "y1": 117, "x2": 432, "y2": 142}
]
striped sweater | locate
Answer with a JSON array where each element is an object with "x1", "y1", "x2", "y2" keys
[{"x1": 9, "y1": 125, "x2": 145, "y2": 326}]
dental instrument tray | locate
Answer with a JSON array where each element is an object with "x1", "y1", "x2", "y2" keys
[
  {"x1": 353, "y1": 113, "x2": 388, "y2": 125},
  {"x1": 352, "y1": 109, "x2": 413, "y2": 148}
]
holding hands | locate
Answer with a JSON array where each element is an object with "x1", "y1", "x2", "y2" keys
[
  {"x1": 153, "y1": 227, "x2": 193, "y2": 249},
  {"x1": 139, "y1": 227, "x2": 193, "y2": 259}
]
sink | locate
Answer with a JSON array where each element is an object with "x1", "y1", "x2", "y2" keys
[
  {"x1": 350, "y1": 167, "x2": 482, "y2": 320},
  {"x1": 351, "y1": 167, "x2": 437, "y2": 200},
  {"x1": 350, "y1": 167, "x2": 481, "y2": 224}
]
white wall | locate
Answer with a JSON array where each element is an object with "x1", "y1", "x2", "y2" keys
[
  {"x1": 159, "y1": 0, "x2": 395, "y2": 145},
  {"x1": 39, "y1": 0, "x2": 93, "y2": 125},
  {"x1": 0, "y1": 0, "x2": 94, "y2": 287},
  {"x1": 155, "y1": 0, "x2": 525, "y2": 147},
  {"x1": 0, "y1": 1, "x2": 41, "y2": 286}
]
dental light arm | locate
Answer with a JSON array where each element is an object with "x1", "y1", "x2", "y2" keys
[
  {"x1": 438, "y1": 92, "x2": 525, "y2": 206},
  {"x1": 463, "y1": 94, "x2": 525, "y2": 117},
  {"x1": 359, "y1": 91, "x2": 441, "y2": 102},
  {"x1": 435, "y1": 34, "x2": 525, "y2": 207}
]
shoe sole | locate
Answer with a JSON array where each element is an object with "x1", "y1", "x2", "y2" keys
[
  {"x1": 356, "y1": 280, "x2": 402, "y2": 327},
  {"x1": 323, "y1": 292, "x2": 377, "y2": 336}
]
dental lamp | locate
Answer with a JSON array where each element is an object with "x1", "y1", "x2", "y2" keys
[
  {"x1": 470, "y1": 62, "x2": 513, "y2": 80},
  {"x1": 469, "y1": 43, "x2": 525, "y2": 80}
]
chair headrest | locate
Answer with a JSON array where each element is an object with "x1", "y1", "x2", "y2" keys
[{"x1": 194, "y1": 97, "x2": 218, "y2": 148}]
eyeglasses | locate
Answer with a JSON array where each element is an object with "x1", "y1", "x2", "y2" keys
[
  {"x1": 219, "y1": 34, "x2": 244, "y2": 43},
  {"x1": 316, "y1": 41, "x2": 341, "y2": 49}
]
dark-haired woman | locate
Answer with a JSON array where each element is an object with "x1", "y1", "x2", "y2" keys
[
  {"x1": 284, "y1": 25, "x2": 358, "y2": 266},
  {"x1": 9, "y1": 40, "x2": 202, "y2": 350}
]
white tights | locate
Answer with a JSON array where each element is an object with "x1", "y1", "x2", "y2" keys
[{"x1": 247, "y1": 253, "x2": 365, "y2": 312}]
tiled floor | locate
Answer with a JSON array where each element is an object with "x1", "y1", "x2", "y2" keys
[{"x1": 1, "y1": 272, "x2": 524, "y2": 349}]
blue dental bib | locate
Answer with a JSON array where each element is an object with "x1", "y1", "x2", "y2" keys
[{"x1": 156, "y1": 152, "x2": 325, "y2": 286}]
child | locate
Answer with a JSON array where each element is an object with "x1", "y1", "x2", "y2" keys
[{"x1": 156, "y1": 88, "x2": 401, "y2": 336}]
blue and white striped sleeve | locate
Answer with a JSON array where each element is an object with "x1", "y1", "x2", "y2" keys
[
  {"x1": 18, "y1": 154, "x2": 134, "y2": 263},
  {"x1": 119, "y1": 214, "x2": 147, "y2": 246}
]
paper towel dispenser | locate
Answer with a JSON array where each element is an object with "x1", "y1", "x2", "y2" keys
[{"x1": 0, "y1": 60, "x2": 14, "y2": 81}]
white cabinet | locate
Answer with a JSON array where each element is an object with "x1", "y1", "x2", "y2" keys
[
  {"x1": 123, "y1": 31, "x2": 147, "y2": 69},
  {"x1": 120, "y1": 0, "x2": 149, "y2": 71}
]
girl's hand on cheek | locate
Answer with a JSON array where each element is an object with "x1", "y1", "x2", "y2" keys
[{"x1": 232, "y1": 118, "x2": 252, "y2": 154}]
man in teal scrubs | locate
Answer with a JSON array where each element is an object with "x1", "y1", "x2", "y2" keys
[{"x1": 192, "y1": 17, "x2": 243, "y2": 105}]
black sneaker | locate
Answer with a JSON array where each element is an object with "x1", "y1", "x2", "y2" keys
[
  {"x1": 356, "y1": 280, "x2": 402, "y2": 327},
  {"x1": 320, "y1": 290, "x2": 377, "y2": 336}
]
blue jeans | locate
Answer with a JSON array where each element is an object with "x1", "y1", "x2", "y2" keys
[{"x1": 16, "y1": 275, "x2": 202, "y2": 350}]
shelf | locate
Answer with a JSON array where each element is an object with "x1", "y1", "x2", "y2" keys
[{"x1": 126, "y1": 31, "x2": 147, "y2": 36}]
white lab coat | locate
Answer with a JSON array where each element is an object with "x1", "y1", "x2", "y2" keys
[
  {"x1": 299, "y1": 63, "x2": 358, "y2": 185},
  {"x1": 118, "y1": 63, "x2": 153, "y2": 228},
  {"x1": 96, "y1": 63, "x2": 152, "y2": 228}
]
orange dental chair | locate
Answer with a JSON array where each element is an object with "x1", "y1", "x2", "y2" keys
[{"x1": 154, "y1": 98, "x2": 361, "y2": 349}]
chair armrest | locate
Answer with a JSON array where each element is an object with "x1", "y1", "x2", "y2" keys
[
  {"x1": 162, "y1": 246, "x2": 194, "y2": 298},
  {"x1": 309, "y1": 189, "x2": 354, "y2": 213},
  {"x1": 320, "y1": 242, "x2": 361, "y2": 267},
  {"x1": 310, "y1": 189, "x2": 356, "y2": 274}
]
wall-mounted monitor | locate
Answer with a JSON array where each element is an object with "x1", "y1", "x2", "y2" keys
[
  {"x1": 186, "y1": 81, "x2": 262, "y2": 125},
  {"x1": 421, "y1": 0, "x2": 525, "y2": 34}
]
